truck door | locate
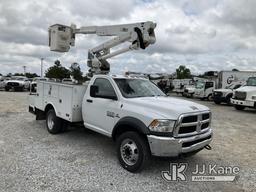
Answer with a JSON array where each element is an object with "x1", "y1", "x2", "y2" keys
[
  {"x1": 205, "y1": 81, "x2": 214, "y2": 97},
  {"x1": 82, "y1": 78, "x2": 119, "y2": 136}
]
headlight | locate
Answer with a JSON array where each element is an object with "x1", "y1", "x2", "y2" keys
[
  {"x1": 148, "y1": 119, "x2": 176, "y2": 132},
  {"x1": 252, "y1": 96, "x2": 256, "y2": 100}
]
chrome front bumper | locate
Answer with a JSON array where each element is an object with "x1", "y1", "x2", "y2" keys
[
  {"x1": 231, "y1": 99, "x2": 255, "y2": 107},
  {"x1": 147, "y1": 129, "x2": 213, "y2": 157}
]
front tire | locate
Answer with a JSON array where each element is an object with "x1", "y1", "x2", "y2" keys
[
  {"x1": 207, "y1": 94, "x2": 213, "y2": 101},
  {"x1": 116, "y1": 132, "x2": 150, "y2": 173},
  {"x1": 46, "y1": 109, "x2": 63, "y2": 134},
  {"x1": 226, "y1": 94, "x2": 232, "y2": 104},
  {"x1": 234, "y1": 105, "x2": 245, "y2": 111},
  {"x1": 5, "y1": 87, "x2": 10, "y2": 91}
]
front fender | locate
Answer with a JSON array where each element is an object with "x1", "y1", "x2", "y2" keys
[{"x1": 112, "y1": 116, "x2": 150, "y2": 139}]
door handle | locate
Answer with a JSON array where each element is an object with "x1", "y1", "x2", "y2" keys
[{"x1": 86, "y1": 99, "x2": 93, "y2": 103}]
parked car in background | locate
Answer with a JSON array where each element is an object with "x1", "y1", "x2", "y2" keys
[
  {"x1": 0, "y1": 79, "x2": 3, "y2": 88},
  {"x1": 183, "y1": 85, "x2": 195, "y2": 98},
  {"x1": 0, "y1": 77, "x2": 11, "y2": 89},
  {"x1": 4, "y1": 76, "x2": 30, "y2": 91},
  {"x1": 30, "y1": 77, "x2": 48, "y2": 92},
  {"x1": 172, "y1": 79, "x2": 193, "y2": 95},
  {"x1": 0, "y1": 79, "x2": 5, "y2": 89},
  {"x1": 213, "y1": 83, "x2": 243, "y2": 105}
]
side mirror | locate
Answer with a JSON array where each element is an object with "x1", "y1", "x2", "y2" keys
[{"x1": 90, "y1": 85, "x2": 99, "y2": 97}]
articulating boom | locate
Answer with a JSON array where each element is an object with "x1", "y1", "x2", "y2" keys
[{"x1": 48, "y1": 21, "x2": 156, "y2": 76}]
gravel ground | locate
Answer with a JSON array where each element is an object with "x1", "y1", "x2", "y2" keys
[{"x1": 0, "y1": 91, "x2": 255, "y2": 192}]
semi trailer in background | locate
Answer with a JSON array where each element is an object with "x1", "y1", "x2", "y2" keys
[{"x1": 194, "y1": 71, "x2": 256, "y2": 100}]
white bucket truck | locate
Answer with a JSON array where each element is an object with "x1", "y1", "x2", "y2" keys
[{"x1": 29, "y1": 22, "x2": 213, "y2": 172}]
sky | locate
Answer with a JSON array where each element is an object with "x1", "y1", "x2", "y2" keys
[{"x1": 0, "y1": 0, "x2": 256, "y2": 76}]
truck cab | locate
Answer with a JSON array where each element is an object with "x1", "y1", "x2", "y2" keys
[
  {"x1": 213, "y1": 83, "x2": 243, "y2": 105},
  {"x1": 231, "y1": 77, "x2": 256, "y2": 110},
  {"x1": 194, "y1": 80, "x2": 215, "y2": 100},
  {"x1": 29, "y1": 75, "x2": 213, "y2": 172}
]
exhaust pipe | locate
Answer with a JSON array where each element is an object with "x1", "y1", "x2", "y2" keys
[{"x1": 204, "y1": 144, "x2": 212, "y2": 150}]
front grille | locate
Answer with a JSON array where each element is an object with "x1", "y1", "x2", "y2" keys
[
  {"x1": 202, "y1": 113, "x2": 209, "y2": 120},
  {"x1": 7, "y1": 82, "x2": 19, "y2": 87},
  {"x1": 201, "y1": 122, "x2": 209, "y2": 130},
  {"x1": 182, "y1": 115, "x2": 197, "y2": 123},
  {"x1": 182, "y1": 135, "x2": 212, "y2": 148},
  {"x1": 234, "y1": 91, "x2": 246, "y2": 100},
  {"x1": 179, "y1": 126, "x2": 197, "y2": 134},
  {"x1": 175, "y1": 112, "x2": 211, "y2": 137},
  {"x1": 213, "y1": 91, "x2": 222, "y2": 97}
]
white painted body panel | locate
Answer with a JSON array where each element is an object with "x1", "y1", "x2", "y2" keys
[
  {"x1": 30, "y1": 81, "x2": 88, "y2": 122},
  {"x1": 218, "y1": 71, "x2": 256, "y2": 89},
  {"x1": 231, "y1": 86, "x2": 256, "y2": 107}
]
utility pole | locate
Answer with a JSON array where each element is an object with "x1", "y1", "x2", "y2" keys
[
  {"x1": 41, "y1": 58, "x2": 44, "y2": 77},
  {"x1": 23, "y1": 66, "x2": 26, "y2": 75}
]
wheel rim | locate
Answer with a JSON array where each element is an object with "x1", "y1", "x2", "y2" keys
[
  {"x1": 47, "y1": 112, "x2": 54, "y2": 130},
  {"x1": 208, "y1": 95, "x2": 213, "y2": 101},
  {"x1": 120, "y1": 138, "x2": 139, "y2": 166}
]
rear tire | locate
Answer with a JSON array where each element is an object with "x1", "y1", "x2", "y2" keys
[
  {"x1": 116, "y1": 131, "x2": 150, "y2": 173},
  {"x1": 207, "y1": 94, "x2": 213, "y2": 101},
  {"x1": 234, "y1": 105, "x2": 245, "y2": 110},
  {"x1": 46, "y1": 109, "x2": 63, "y2": 134}
]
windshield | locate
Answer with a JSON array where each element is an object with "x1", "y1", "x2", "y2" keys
[
  {"x1": 225, "y1": 84, "x2": 234, "y2": 89},
  {"x1": 114, "y1": 78, "x2": 166, "y2": 98},
  {"x1": 225, "y1": 84, "x2": 241, "y2": 89},
  {"x1": 247, "y1": 77, "x2": 256, "y2": 86},
  {"x1": 195, "y1": 81, "x2": 205, "y2": 89}
]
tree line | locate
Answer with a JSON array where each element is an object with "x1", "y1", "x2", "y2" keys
[
  {"x1": 45, "y1": 60, "x2": 84, "y2": 82},
  {"x1": 1, "y1": 62, "x2": 239, "y2": 80}
]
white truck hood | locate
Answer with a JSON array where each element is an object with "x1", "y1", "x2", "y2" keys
[
  {"x1": 236, "y1": 86, "x2": 256, "y2": 92},
  {"x1": 126, "y1": 96, "x2": 209, "y2": 119},
  {"x1": 6, "y1": 80, "x2": 24, "y2": 83},
  {"x1": 214, "y1": 88, "x2": 232, "y2": 93}
]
